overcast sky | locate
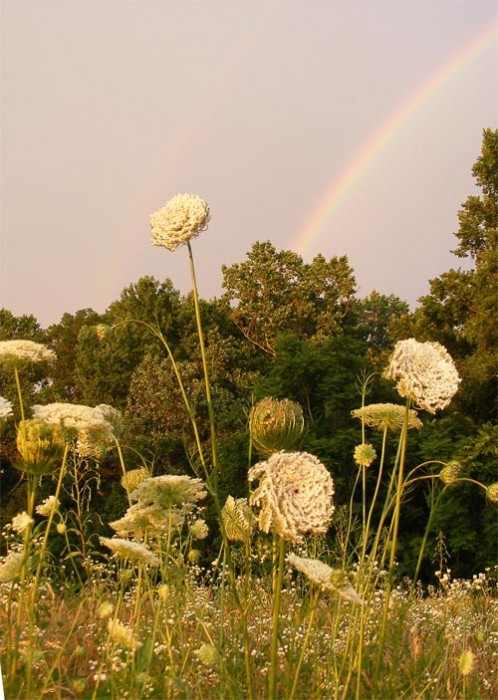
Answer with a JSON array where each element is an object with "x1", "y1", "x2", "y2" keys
[{"x1": 1, "y1": 0, "x2": 497, "y2": 328}]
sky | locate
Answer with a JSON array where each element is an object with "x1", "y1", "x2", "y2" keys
[{"x1": 1, "y1": 0, "x2": 497, "y2": 329}]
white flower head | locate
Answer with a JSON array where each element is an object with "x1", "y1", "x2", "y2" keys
[
  {"x1": 351, "y1": 403, "x2": 423, "y2": 432},
  {"x1": 36, "y1": 496, "x2": 60, "y2": 517},
  {"x1": 150, "y1": 193, "x2": 210, "y2": 251},
  {"x1": 0, "y1": 396, "x2": 13, "y2": 420},
  {"x1": 12, "y1": 511, "x2": 34, "y2": 533},
  {"x1": 0, "y1": 340, "x2": 56, "y2": 366},
  {"x1": 353, "y1": 443, "x2": 377, "y2": 468},
  {"x1": 130, "y1": 475, "x2": 207, "y2": 512},
  {"x1": 248, "y1": 451, "x2": 334, "y2": 543},
  {"x1": 99, "y1": 537, "x2": 160, "y2": 566},
  {"x1": 287, "y1": 553, "x2": 362, "y2": 604},
  {"x1": 0, "y1": 550, "x2": 25, "y2": 583},
  {"x1": 107, "y1": 619, "x2": 139, "y2": 651},
  {"x1": 383, "y1": 339, "x2": 460, "y2": 414}
]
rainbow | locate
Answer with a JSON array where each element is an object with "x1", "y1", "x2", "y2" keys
[{"x1": 292, "y1": 20, "x2": 498, "y2": 255}]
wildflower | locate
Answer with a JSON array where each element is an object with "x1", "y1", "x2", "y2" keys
[
  {"x1": 383, "y1": 339, "x2": 460, "y2": 414},
  {"x1": 121, "y1": 467, "x2": 151, "y2": 493},
  {"x1": 248, "y1": 451, "x2": 334, "y2": 543},
  {"x1": 107, "y1": 619, "x2": 139, "y2": 651},
  {"x1": 0, "y1": 551, "x2": 24, "y2": 583},
  {"x1": 0, "y1": 340, "x2": 56, "y2": 366},
  {"x1": 16, "y1": 419, "x2": 66, "y2": 475},
  {"x1": 287, "y1": 553, "x2": 362, "y2": 603},
  {"x1": 110, "y1": 503, "x2": 184, "y2": 537},
  {"x1": 195, "y1": 643, "x2": 219, "y2": 667},
  {"x1": 36, "y1": 495, "x2": 59, "y2": 517},
  {"x1": 0, "y1": 396, "x2": 13, "y2": 420},
  {"x1": 157, "y1": 584, "x2": 170, "y2": 602},
  {"x1": 150, "y1": 193, "x2": 210, "y2": 251},
  {"x1": 190, "y1": 519, "x2": 209, "y2": 540},
  {"x1": 353, "y1": 443, "x2": 377, "y2": 468},
  {"x1": 187, "y1": 549, "x2": 201, "y2": 564},
  {"x1": 56, "y1": 522, "x2": 67, "y2": 535},
  {"x1": 249, "y1": 397, "x2": 304, "y2": 455},
  {"x1": 11, "y1": 511, "x2": 34, "y2": 533},
  {"x1": 486, "y1": 483, "x2": 498, "y2": 505},
  {"x1": 97, "y1": 601, "x2": 114, "y2": 619},
  {"x1": 99, "y1": 537, "x2": 160, "y2": 566},
  {"x1": 458, "y1": 649, "x2": 474, "y2": 676},
  {"x1": 130, "y1": 475, "x2": 207, "y2": 512},
  {"x1": 439, "y1": 461, "x2": 463, "y2": 485},
  {"x1": 31, "y1": 403, "x2": 120, "y2": 458},
  {"x1": 221, "y1": 496, "x2": 255, "y2": 542},
  {"x1": 351, "y1": 403, "x2": 423, "y2": 432},
  {"x1": 94, "y1": 324, "x2": 111, "y2": 341}
]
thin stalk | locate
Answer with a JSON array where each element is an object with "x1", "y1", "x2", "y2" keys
[
  {"x1": 13, "y1": 365, "x2": 25, "y2": 422},
  {"x1": 268, "y1": 536, "x2": 286, "y2": 700},
  {"x1": 288, "y1": 592, "x2": 319, "y2": 700}
]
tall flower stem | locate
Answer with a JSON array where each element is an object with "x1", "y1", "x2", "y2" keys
[
  {"x1": 268, "y1": 536, "x2": 286, "y2": 700},
  {"x1": 13, "y1": 365, "x2": 25, "y2": 422},
  {"x1": 187, "y1": 242, "x2": 218, "y2": 480}
]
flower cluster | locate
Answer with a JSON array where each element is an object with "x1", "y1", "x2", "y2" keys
[
  {"x1": 287, "y1": 552, "x2": 362, "y2": 603},
  {"x1": 11, "y1": 512, "x2": 34, "y2": 533},
  {"x1": 107, "y1": 619, "x2": 139, "y2": 651},
  {"x1": 353, "y1": 443, "x2": 377, "y2": 468},
  {"x1": 0, "y1": 551, "x2": 24, "y2": 583},
  {"x1": 120, "y1": 467, "x2": 151, "y2": 494},
  {"x1": 150, "y1": 194, "x2": 210, "y2": 251},
  {"x1": 351, "y1": 403, "x2": 423, "y2": 432},
  {"x1": 99, "y1": 537, "x2": 160, "y2": 566},
  {"x1": 16, "y1": 419, "x2": 66, "y2": 475},
  {"x1": 0, "y1": 340, "x2": 56, "y2": 366},
  {"x1": 383, "y1": 339, "x2": 460, "y2": 414},
  {"x1": 248, "y1": 452, "x2": 334, "y2": 543},
  {"x1": 35, "y1": 495, "x2": 60, "y2": 517},
  {"x1": 0, "y1": 396, "x2": 13, "y2": 420},
  {"x1": 31, "y1": 402, "x2": 122, "y2": 458}
]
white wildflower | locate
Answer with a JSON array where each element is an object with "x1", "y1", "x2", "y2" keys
[
  {"x1": 99, "y1": 537, "x2": 160, "y2": 566},
  {"x1": 107, "y1": 619, "x2": 139, "y2": 651},
  {"x1": 0, "y1": 551, "x2": 24, "y2": 583},
  {"x1": 351, "y1": 403, "x2": 423, "y2": 431},
  {"x1": 11, "y1": 511, "x2": 34, "y2": 533},
  {"x1": 130, "y1": 475, "x2": 207, "y2": 512},
  {"x1": 0, "y1": 340, "x2": 56, "y2": 365},
  {"x1": 383, "y1": 339, "x2": 460, "y2": 414},
  {"x1": 287, "y1": 552, "x2": 362, "y2": 603},
  {"x1": 190, "y1": 519, "x2": 209, "y2": 540},
  {"x1": 150, "y1": 193, "x2": 210, "y2": 251},
  {"x1": 0, "y1": 396, "x2": 13, "y2": 420},
  {"x1": 36, "y1": 495, "x2": 60, "y2": 517},
  {"x1": 248, "y1": 451, "x2": 334, "y2": 543},
  {"x1": 353, "y1": 443, "x2": 377, "y2": 468}
]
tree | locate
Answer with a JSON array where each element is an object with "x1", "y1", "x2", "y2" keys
[{"x1": 222, "y1": 241, "x2": 356, "y2": 355}]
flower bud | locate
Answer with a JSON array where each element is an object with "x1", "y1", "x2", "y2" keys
[
  {"x1": 249, "y1": 397, "x2": 304, "y2": 456},
  {"x1": 16, "y1": 419, "x2": 66, "y2": 475}
]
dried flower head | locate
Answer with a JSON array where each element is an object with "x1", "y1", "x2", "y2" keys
[
  {"x1": 221, "y1": 496, "x2": 255, "y2": 542},
  {"x1": 249, "y1": 397, "x2": 304, "y2": 455},
  {"x1": 16, "y1": 419, "x2": 66, "y2": 475},
  {"x1": 130, "y1": 475, "x2": 207, "y2": 512},
  {"x1": 36, "y1": 495, "x2": 60, "y2": 517},
  {"x1": 99, "y1": 537, "x2": 160, "y2": 566},
  {"x1": 11, "y1": 512, "x2": 34, "y2": 533},
  {"x1": 121, "y1": 467, "x2": 152, "y2": 494},
  {"x1": 150, "y1": 194, "x2": 210, "y2": 251},
  {"x1": 0, "y1": 340, "x2": 56, "y2": 366},
  {"x1": 383, "y1": 339, "x2": 460, "y2": 414},
  {"x1": 287, "y1": 553, "x2": 362, "y2": 603},
  {"x1": 351, "y1": 403, "x2": 423, "y2": 432},
  {"x1": 353, "y1": 443, "x2": 377, "y2": 468},
  {"x1": 0, "y1": 396, "x2": 13, "y2": 420},
  {"x1": 439, "y1": 461, "x2": 463, "y2": 485},
  {"x1": 248, "y1": 451, "x2": 334, "y2": 543},
  {"x1": 0, "y1": 551, "x2": 25, "y2": 583},
  {"x1": 486, "y1": 482, "x2": 498, "y2": 505},
  {"x1": 107, "y1": 619, "x2": 139, "y2": 651}
]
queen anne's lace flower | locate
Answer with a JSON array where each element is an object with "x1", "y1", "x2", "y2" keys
[
  {"x1": 0, "y1": 551, "x2": 24, "y2": 583},
  {"x1": 99, "y1": 537, "x2": 160, "y2": 566},
  {"x1": 0, "y1": 340, "x2": 56, "y2": 365},
  {"x1": 36, "y1": 495, "x2": 60, "y2": 517},
  {"x1": 221, "y1": 496, "x2": 255, "y2": 542},
  {"x1": 150, "y1": 194, "x2": 210, "y2": 251},
  {"x1": 287, "y1": 553, "x2": 362, "y2": 603},
  {"x1": 439, "y1": 461, "x2": 463, "y2": 485},
  {"x1": 130, "y1": 475, "x2": 207, "y2": 512},
  {"x1": 107, "y1": 619, "x2": 139, "y2": 651},
  {"x1": 248, "y1": 451, "x2": 334, "y2": 543},
  {"x1": 353, "y1": 443, "x2": 377, "y2": 468},
  {"x1": 11, "y1": 512, "x2": 34, "y2": 533},
  {"x1": 0, "y1": 396, "x2": 13, "y2": 420},
  {"x1": 16, "y1": 419, "x2": 66, "y2": 475},
  {"x1": 351, "y1": 403, "x2": 423, "y2": 432},
  {"x1": 120, "y1": 468, "x2": 151, "y2": 493},
  {"x1": 190, "y1": 519, "x2": 209, "y2": 540},
  {"x1": 486, "y1": 483, "x2": 498, "y2": 505},
  {"x1": 195, "y1": 644, "x2": 219, "y2": 667},
  {"x1": 383, "y1": 339, "x2": 460, "y2": 414},
  {"x1": 249, "y1": 397, "x2": 304, "y2": 455},
  {"x1": 110, "y1": 503, "x2": 184, "y2": 538}
]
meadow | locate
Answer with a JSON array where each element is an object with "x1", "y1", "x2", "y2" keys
[{"x1": 1, "y1": 188, "x2": 497, "y2": 699}]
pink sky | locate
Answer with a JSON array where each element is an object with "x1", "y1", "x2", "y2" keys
[{"x1": 1, "y1": 0, "x2": 497, "y2": 328}]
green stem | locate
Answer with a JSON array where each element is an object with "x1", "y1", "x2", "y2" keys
[
  {"x1": 13, "y1": 365, "x2": 25, "y2": 422},
  {"x1": 288, "y1": 592, "x2": 319, "y2": 700},
  {"x1": 268, "y1": 537, "x2": 286, "y2": 700}
]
